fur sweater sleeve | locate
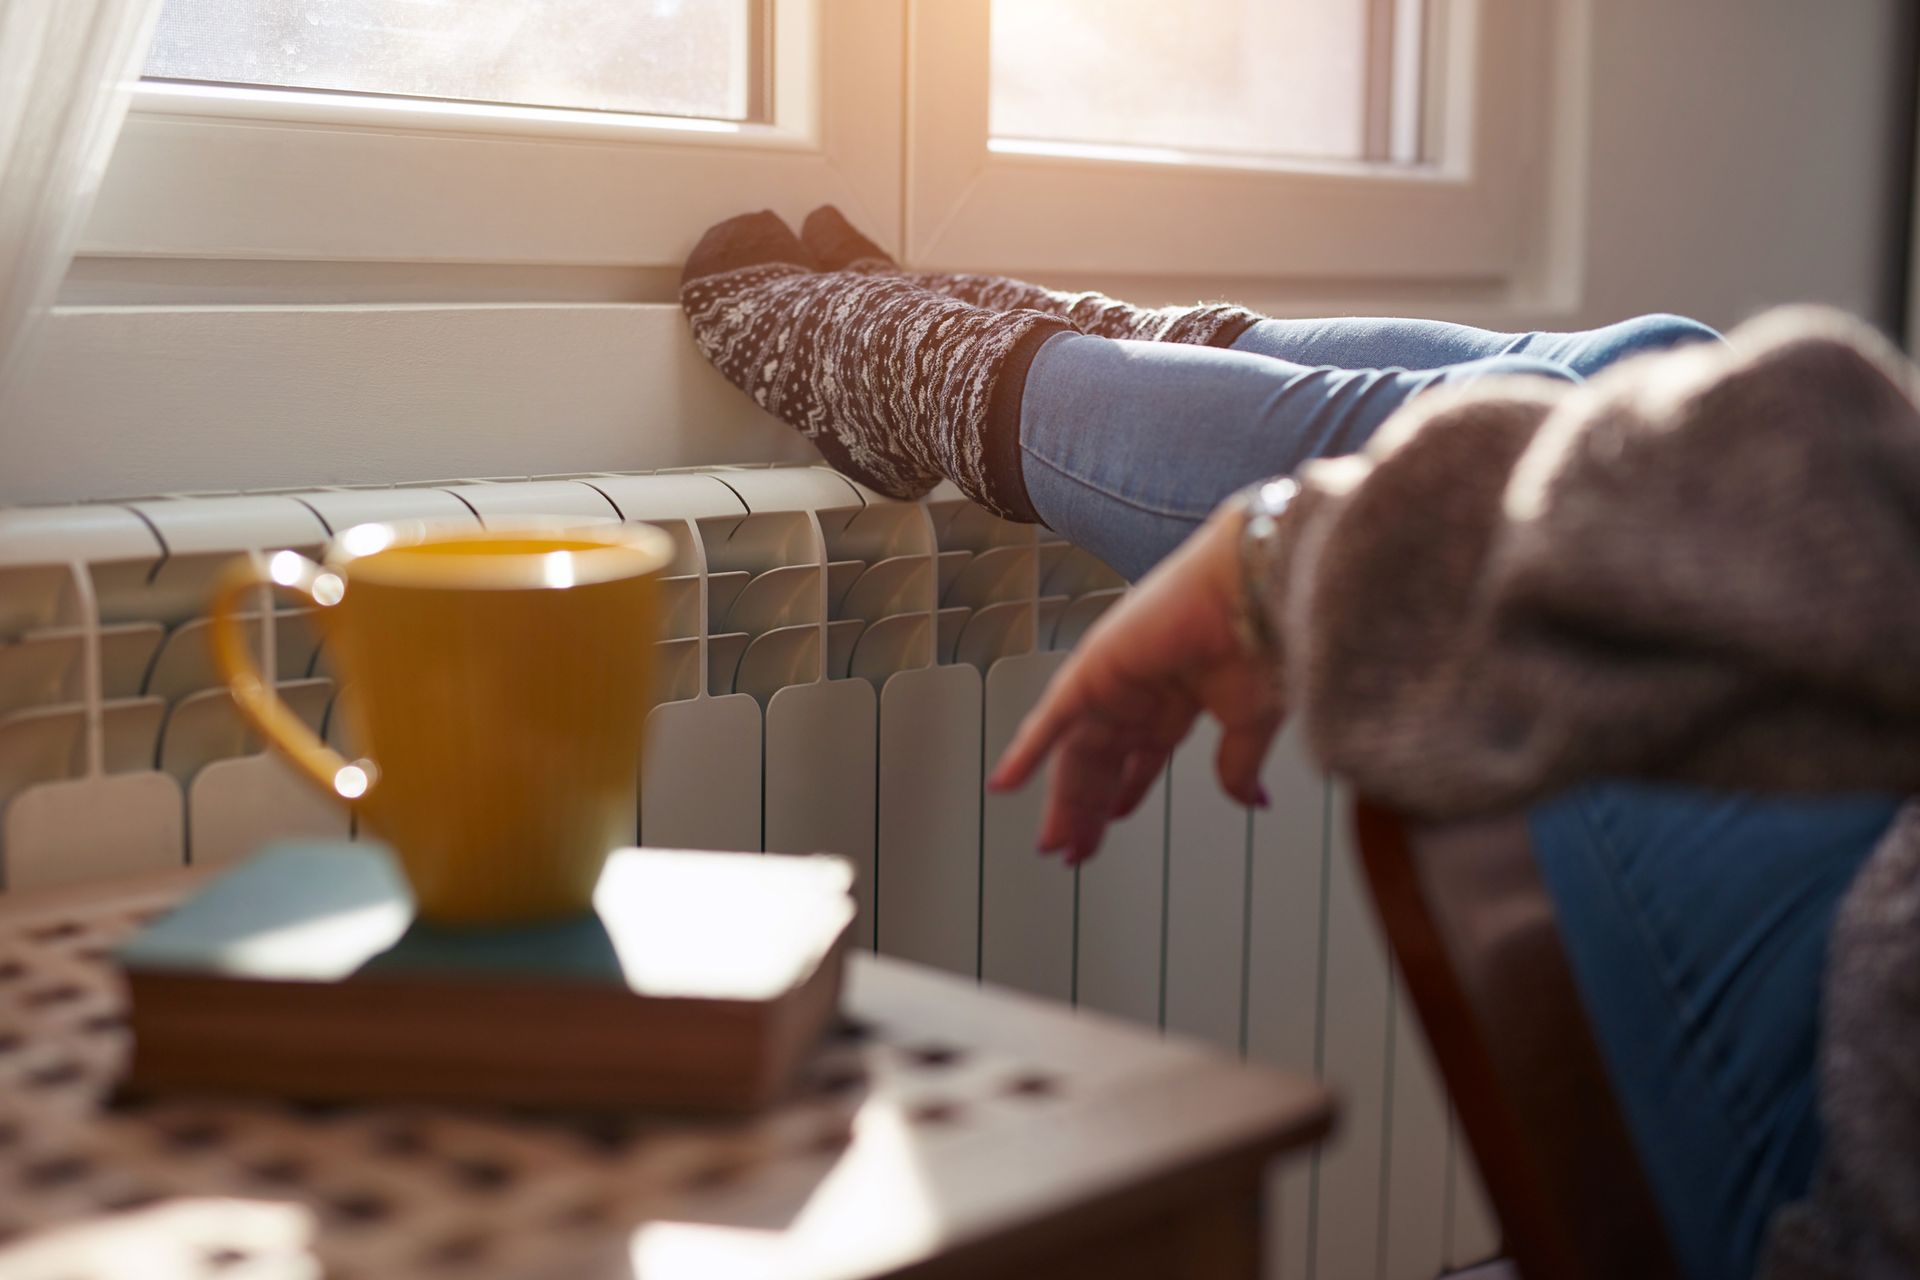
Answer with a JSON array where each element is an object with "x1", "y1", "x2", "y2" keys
[{"x1": 1263, "y1": 307, "x2": 1920, "y2": 821}]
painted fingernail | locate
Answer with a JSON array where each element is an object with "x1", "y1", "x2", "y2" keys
[{"x1": 1253, "y1": 787, "x2": 1272, "y2": 809}]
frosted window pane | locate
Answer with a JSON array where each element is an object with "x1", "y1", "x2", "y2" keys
[
  {"x1": 991, "y1": 0, "x2": 1373, "y2": 162},
  {"x1": 144, "y1": 0, "x2": 760, "y2": 121}
]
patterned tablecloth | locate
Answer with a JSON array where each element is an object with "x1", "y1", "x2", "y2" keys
[{"x1": 0, "y1": 868, "x2": 1331, "y2": 1280}]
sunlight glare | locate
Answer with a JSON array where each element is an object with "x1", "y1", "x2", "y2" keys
[
  {"x1": 628, "y1": 1102, "x2": 939, "y2": 1276},
  {"x1": 594, "y1": 852, "x2": 856, "y2": 1000},
  {"x1": 268, "y1": 550, "x2": 305, "y2": 587},
  {"x1": 340, "y1": 522, "x2": 396, "y2": 558},
  {"x1": 214, "y1": 897, "x2": 409, "y2": 979},
  {"x1": 0, "y1": 1198, "x2": 317, "y2": 1278},
  {"x1": 311, "y1": 573, "x2": 345, "y2": 607},
  {"x1": 542, "y1": 551, "x2": 576, "y2": 589},
  {"x1": 333, "y1": 762, "x2": 371, "y2": 799}
]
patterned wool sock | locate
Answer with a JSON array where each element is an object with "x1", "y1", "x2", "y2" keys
[
  {"x1": 680, "y1": 211, "x2": 1072, "y2": 521},
  {"x1": 801, "y1": 205, "x2": 1265, "y2": 348}
]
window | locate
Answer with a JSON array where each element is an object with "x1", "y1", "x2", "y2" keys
[
  {"x1": 79, "y1": 0, "x2": 1559, "y2": 300},
  {"x1": 905, "y1": 0, "x2": 1549, "y2": 290},
  {"x1": 85, "y1": 0, "x2": 904, "y2": 267},
  {"x1": 145, "y1": 0, "x2": 769, "y2": 123},
  {"x1": 991, "y1": 0, "x2": 1424, "y2": 167}
]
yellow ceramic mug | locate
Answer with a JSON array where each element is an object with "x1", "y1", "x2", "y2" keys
[{"x1": 209, "y1": 521, "x2": 673, "y2": 924}]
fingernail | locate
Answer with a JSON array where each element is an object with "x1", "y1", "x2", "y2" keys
[{"x1": 1253, "y1": 786, "x2": 1272, "y2": 809}]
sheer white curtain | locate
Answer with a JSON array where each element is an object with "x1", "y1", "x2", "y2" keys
[{"x1": 0, "y1": 0, "x2": 162, "y2": 406}]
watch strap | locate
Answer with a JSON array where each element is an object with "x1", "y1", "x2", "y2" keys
[{"x1": 1230, "y1": 476, "x2": 1298, "y2": 664}]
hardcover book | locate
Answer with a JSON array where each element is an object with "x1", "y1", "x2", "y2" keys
[{"x1": 117, "y1": 842, "x2": 856, "y2": 1111}]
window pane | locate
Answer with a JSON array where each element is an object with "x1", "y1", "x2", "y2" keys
[
  {"x1": 991, "y1": 0, "x2": 1418, "y2": 164},
  {"x1": 144, "y1": 0, "x2": 762, "y2": 121}
]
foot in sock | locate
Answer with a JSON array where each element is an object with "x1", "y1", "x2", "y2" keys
[
  {"x1": 800, "y1": 204, "x2": 1264, "y2": 348},
  {"x1": 680, "y1": 210, "x2": 1072, "y2": 521}
]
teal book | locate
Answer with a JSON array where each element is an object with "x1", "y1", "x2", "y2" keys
[{"x1": 118, "y1": 842, "x2": 855, "y2": 1111}]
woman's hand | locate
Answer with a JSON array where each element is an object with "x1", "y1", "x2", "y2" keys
[{"x1": 988, "y1": 505, "x2": 1284, "y2": 865}]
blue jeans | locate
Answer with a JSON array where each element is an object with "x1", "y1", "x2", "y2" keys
[
  {"x1": 1019, "y1": 312, "x2": 1719, "y2": 579},
  {"x1": 1531, "y1": 785, "x2": 1897, "y2": 1280},
  {"x1": 1015, "y1": 313, "x2": 1892, "y2": 1280}
]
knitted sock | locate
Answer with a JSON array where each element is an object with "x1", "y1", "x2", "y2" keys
[
  {"x1": 801, "y1": 204, "x2": 1265, "y2": 348},
  {"x1": 680, "y1": 211, "x2": 1072, "y2": 521}
]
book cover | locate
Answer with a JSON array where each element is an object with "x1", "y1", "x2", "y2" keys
[{"x1": 117, "y1": 842, "x2": 856, "y2": 1110}]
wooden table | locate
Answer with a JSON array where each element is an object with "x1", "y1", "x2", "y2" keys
[{"x1": 0, "y1": 869, "x2": 1333, "y2": 1280}]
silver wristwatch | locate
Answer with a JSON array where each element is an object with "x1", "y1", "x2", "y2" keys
[{"x1": 1229, "y1": 476, "x2": 1299, "y2": 663}]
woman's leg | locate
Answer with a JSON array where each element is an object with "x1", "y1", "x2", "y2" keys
[
  {"x1": 804, "y1": 202, "x2": 1719, "y2": 376},
  {"x1": 681, "y1": 212, "x2": 1588, "y2": 539},
  {"x1": 1018, "y1": 331, "x2": 1580, "y2": 580},
  {"x1": 1230, "y1": 313, "x2": 1723, "y2": 379},
  {"x1": 1529, "y1": 784, "x2": 1900, "y2": 1280}
]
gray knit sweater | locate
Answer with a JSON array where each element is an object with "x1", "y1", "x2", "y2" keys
[{"x1": 1257, "y1": 307, "x2": 1920, "y2": 1277}]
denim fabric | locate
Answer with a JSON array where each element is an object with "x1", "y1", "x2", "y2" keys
[
  {"x1": 1016, "y1": 312, "x2": 1715, "y2": 579},
  {"x1": 1531, "y1": 786, "x2": 1899, "y2": 1280},
  {"x1": 1229, "y1": 312, "x2": 1723, "y2": 378}
]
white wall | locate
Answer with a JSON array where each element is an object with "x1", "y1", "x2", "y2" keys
[
  {"x1": 2, "y1": 306, "x2": 812, "y2": 504},
  {"x1": 1572, "y1": 0, "x2": 1912, "y2": 334}
]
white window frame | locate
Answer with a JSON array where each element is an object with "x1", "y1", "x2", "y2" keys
[
  {"x1": 81, "y1": 0, "x2": 905, "y2": 268},
  {"x1": 905, "y1": 0, "x2": 1556, "y2": 290},
  {"x1": 16, "y1": 0, "x2": 1578, "y2": 505},
  {"x1": 84, "y1": 0, "x2": 1560, "y2": 287}
]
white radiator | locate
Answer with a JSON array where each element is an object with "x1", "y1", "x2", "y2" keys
[{"x1": 0, "y1": 463, "x2": 1500, "y2": 1278}]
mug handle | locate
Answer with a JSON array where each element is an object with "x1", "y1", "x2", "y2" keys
[{"x1": 209, "y1": 551, "x2": 374, "y2": 806}]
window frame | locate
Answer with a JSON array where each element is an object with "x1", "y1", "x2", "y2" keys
[
  {"x1": 26, "y1": 0, "x2": 1582, "y2": 507},
  {"x1": 83, "y1": 0, "x2": 1559, "y2": 289},
  {"x1": 80, "y1": 0, "x2": 905, "y2": 268},
  {"x1": 905, "y1": 0, "x2": 1555, "y2": 289}
]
